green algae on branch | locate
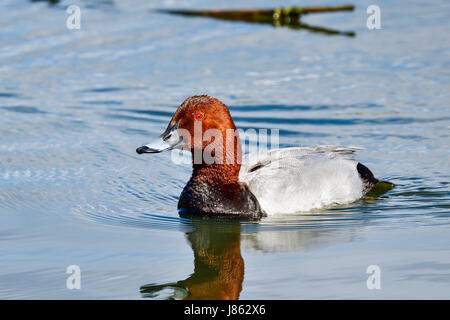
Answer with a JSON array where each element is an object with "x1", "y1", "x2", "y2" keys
[{"x1": 157, "y1": 5, "x2": 356, "y2": 37}]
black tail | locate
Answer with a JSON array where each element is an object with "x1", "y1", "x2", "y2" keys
[
  {"x1": 357, "y1": 162, "x2": 378, "y2": 194},
  {"x1": 357, "y1": 162, "x2": 394, "y2": 195}
]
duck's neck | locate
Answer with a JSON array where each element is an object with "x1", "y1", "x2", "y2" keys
[
  {"x1": 190, "y1": 133, "x2": 242, "y2": 187},
  {"x1": 192, "y1": 163, "x2": 241, "y2": 186}
]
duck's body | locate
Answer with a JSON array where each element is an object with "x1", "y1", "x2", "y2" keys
[
  {"x1": 240, "y1": 146, "x2": 377, "y2": 215},
  {"x1": 136, "y1": 95, "x2": 381, "y2": 219}
]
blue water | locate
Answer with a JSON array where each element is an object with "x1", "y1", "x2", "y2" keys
[{"x1": 0, "y1": 0, "x2": 449, "y2": 299}]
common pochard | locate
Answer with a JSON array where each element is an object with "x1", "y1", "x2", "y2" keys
[{"x1": 136, "y1": 95, "x2": 381, "y2": 219}]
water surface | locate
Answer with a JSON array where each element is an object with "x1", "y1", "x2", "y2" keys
[{"x1": 0, "y1": 0, "x2": 449, "y2": 299}]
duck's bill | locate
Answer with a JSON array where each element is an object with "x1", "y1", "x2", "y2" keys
[
  {"x1": 136, "y1": 139, "x2": 170, "y2": 154},
  {"x1": 136, "y1": 121, "x2": 184, "y2": 154}
]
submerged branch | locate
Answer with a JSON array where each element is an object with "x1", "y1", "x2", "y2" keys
[
  {"x1": 157, "y1": 5, "x2": 355, "y2": 36},
  {"x1": 159, "y1": 5, "x2": 355, "y2": 21}
]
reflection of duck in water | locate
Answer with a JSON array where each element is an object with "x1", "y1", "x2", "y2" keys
[
  {"x1": 140, "y1": 209, "x2": 382, "y2": 299},
  {"x1": 140, "y1": 221, "x2": 244, "y2": 300}
]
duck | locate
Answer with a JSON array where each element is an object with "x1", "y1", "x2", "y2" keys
[{"x1": 136, "y1": 95, "x2": 382, "y2": 219}]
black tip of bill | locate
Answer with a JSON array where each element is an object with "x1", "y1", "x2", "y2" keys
[{"x1": 136, "y1": 146, "x2": 161, "y2": 154}]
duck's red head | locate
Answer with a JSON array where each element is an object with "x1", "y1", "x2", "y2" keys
[{"x1": 136, "y1": 95, "x2": 242, "y2": 185}]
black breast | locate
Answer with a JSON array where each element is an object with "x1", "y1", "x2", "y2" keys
[{"x1": 177, "y1": 180, "x2": 265, "y2": 220}]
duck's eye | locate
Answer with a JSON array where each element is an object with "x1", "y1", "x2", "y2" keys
[{"x1": 194, "y1": 113, "x2": 204, "y2": 121}]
